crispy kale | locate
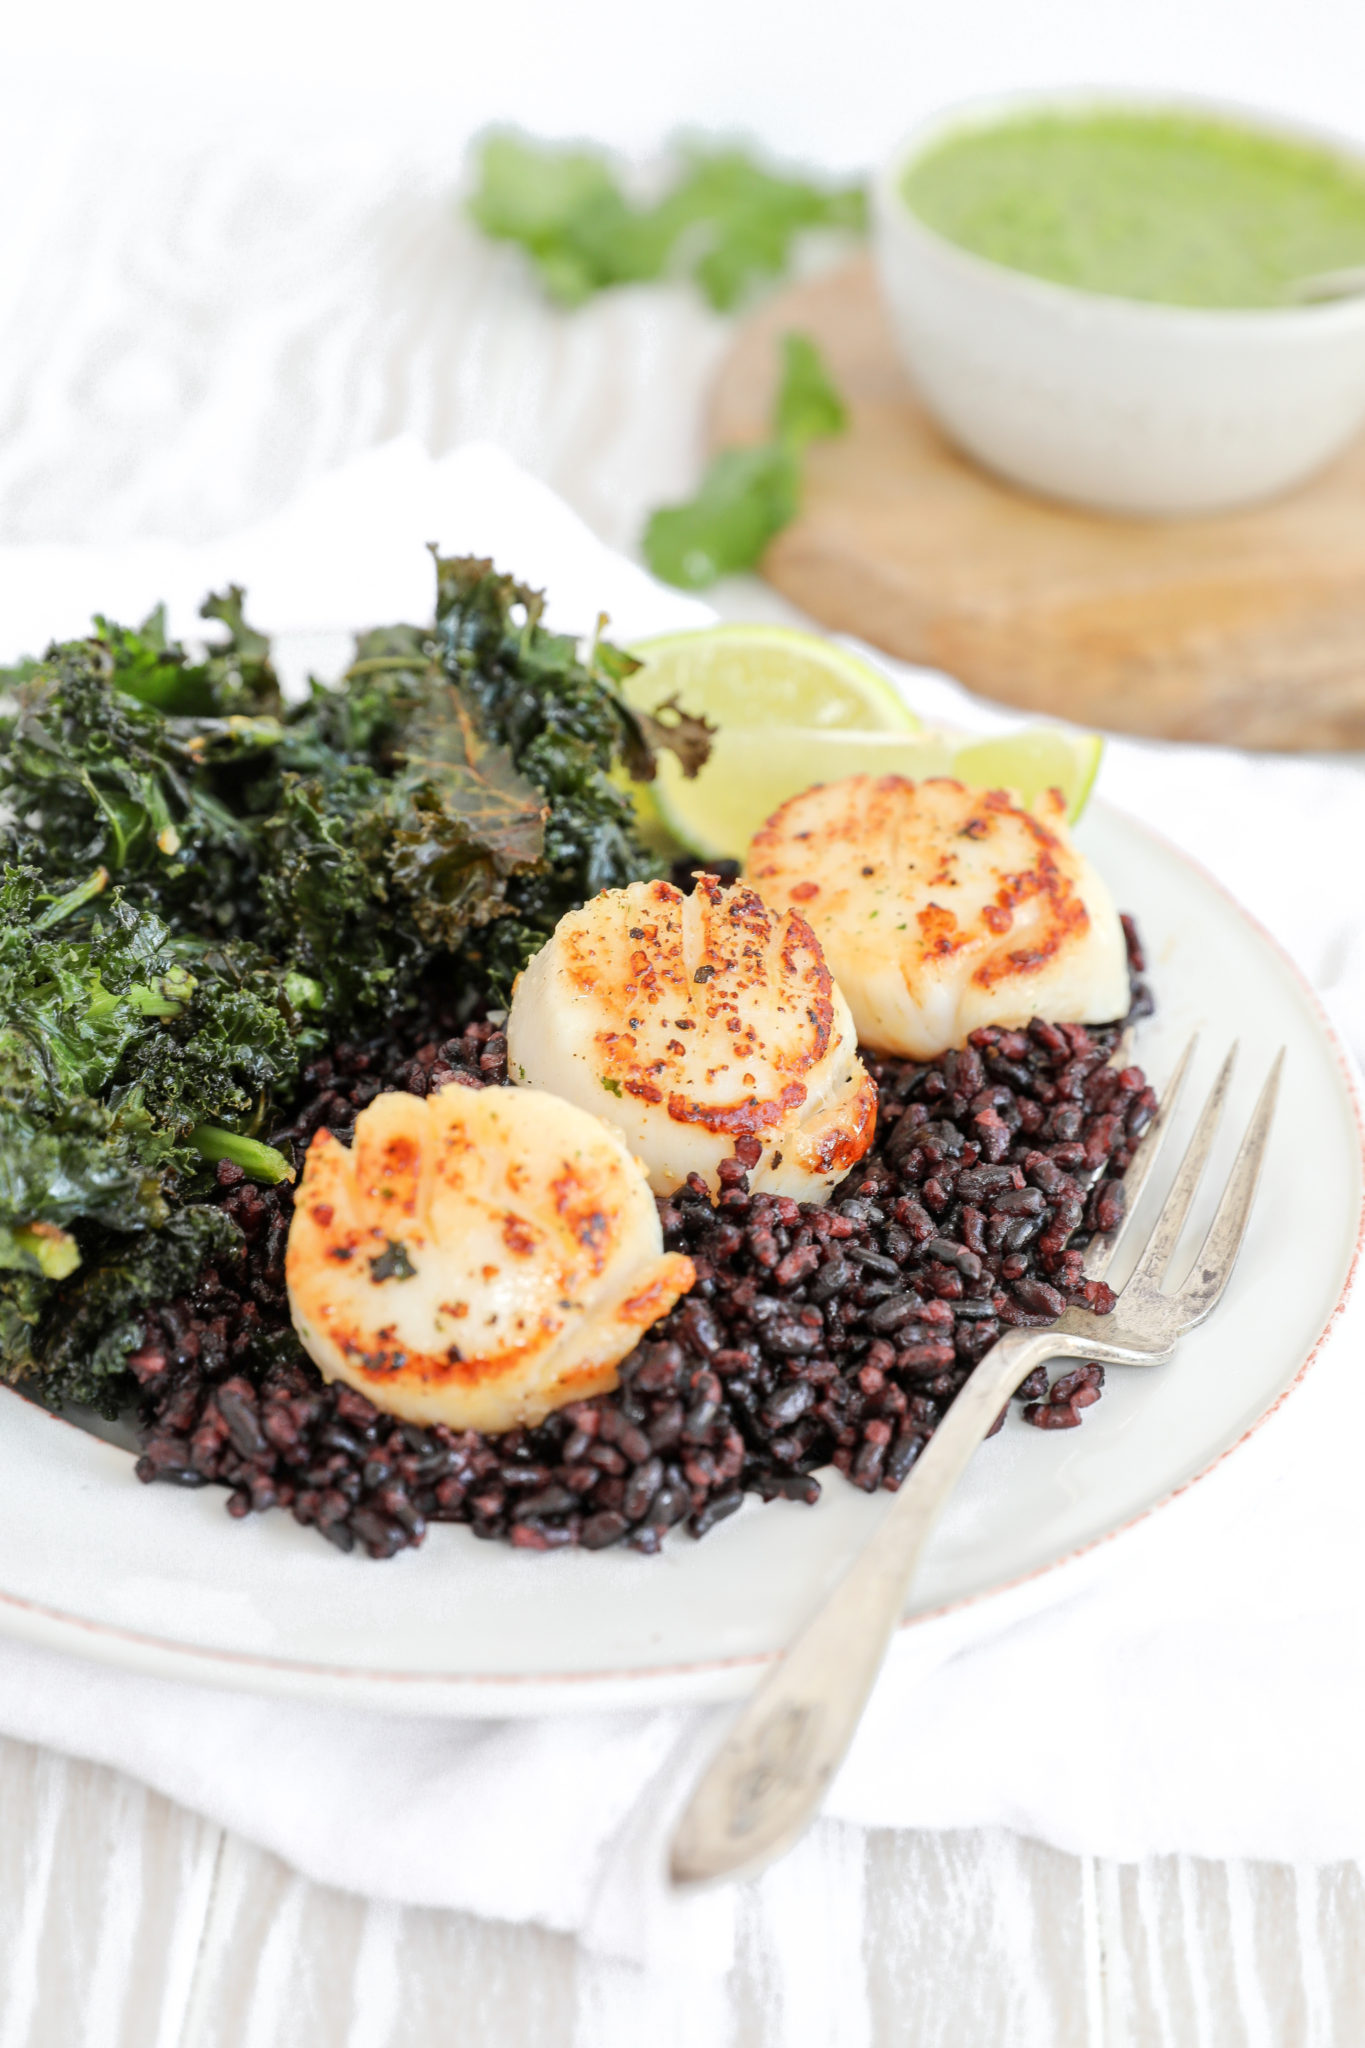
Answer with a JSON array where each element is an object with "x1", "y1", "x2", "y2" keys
[
  {"x1": 0, "y1": 556, "x2": 706, "y2": 1407},
  {"x1": 0, "y1": 866, "x2": 299, "y2": 1403}
]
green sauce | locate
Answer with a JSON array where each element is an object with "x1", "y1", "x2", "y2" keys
[{"x1": 900, "y1": 110, "x2": 1365, "y2": 309}]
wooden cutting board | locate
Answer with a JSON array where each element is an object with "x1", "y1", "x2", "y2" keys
[{"x1": 707, "y1": 255, "x2": 1365, "y2": 749}]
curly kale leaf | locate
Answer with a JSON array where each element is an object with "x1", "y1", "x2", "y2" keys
[
  {"x1": 0, "y1": 863, "x2": 296, "y2": 1393},
  {"x1": 0, "y1": 639, "x2": 284, "y2": 951},
  {"x1": 85, "y1": 591, "x2": 282, "y2": 721},
  {"x1": 250, "y1": 696, "x2": 545, "y2": 1013},
  {"x1": 282, "y1": 557, "x2": 711, "y2": 998},
  {"x1": 0, "y1": 872, "x2": 188, "y2": 1259},
  {"x1": 388, "y1": 683, "x2": 548, "y2": 946},
  {"x1": 432, "y1": 553, "x2": 709, "y2": 788},
  {"x1": 4, "y1": 642, "x2": 239, "y2": 875},
  {"x1": 425, "y1": 553, "x2": 709, "y2": 984},
  {"x1": 396, "y1": 675, "x2": 548, "y2": 871},
  {"x1": 198, "y1": 587, "x2": 283, "y2": 718},
  {"x1": 3, "y1": 564, "x2": 696, "y2": 1011},
  {"x1": 249, "y1": 768, "x2": 400, "y2": 1015},
  {"x1": 0, "y1": 1091, "x2": 174, "y2": 1269},
  {"x1": 0, "y1": 551, "x2": 703, "y2": 1402},
  {"x1": 10, "y1": 1205, "x2": 243, "y2": 1411},
  {"x1": 128, "y1": 969, "x2": 298, "y2": 1138},
  {"x1": 0, "y1": 866, "x2": 190, "y2": 1367},
  {"x1": 0, "y1": 868, "x2": 293, "y2": 1399},
  {"x1": 94, "y1": 605, "x2": 218, "y2": 716}
]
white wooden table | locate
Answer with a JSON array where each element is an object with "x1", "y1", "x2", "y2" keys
[
  {"x1": 4, "y1": 1733, "x2": 1363, "y2": 2045},
  {"x1": 2, "y1": 92, "x2": 1363, "y2": 2048}
]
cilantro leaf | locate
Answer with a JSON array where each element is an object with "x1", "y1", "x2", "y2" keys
[
  {"x1": 468, "y1": 133, "x2": 866, "y2": 310},
  {"x1": 643, "y1": 330, "x2": 848, "y2": 588},
  {"x1": 774, "y1": 330, "x2": 849, "y2": 449},
  {"x1": 643, "y1": 444, "x2": 801, "y2": 590},
  {"x1": 657, "y1": 147, "x2": 868, "y2": 311},
  {"x1": 467, "y1": 135, "x2": 671, "y2": 304}
]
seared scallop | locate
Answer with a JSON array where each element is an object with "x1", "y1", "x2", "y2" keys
[
  {"x1": 505, "y1": 874, "x2": 876, "y2": 1202},
  {"x1": 285, "y1": 1084, "x2": 694, "y2": 1433},
  {"x1": 746, "y1": 776, "x2": 1129, "y2": 1059}
]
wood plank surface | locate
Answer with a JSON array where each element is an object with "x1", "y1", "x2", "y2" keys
[
  {"x1": 4, "y1": 1732, "x2": 1365, "y2": 2045},
  {"x1": 708, "y1": 256, "x2": 1365, "y2": 750},
  {"x1": 0, "y1": 1737, "x2": 220, "y2": 2048}
]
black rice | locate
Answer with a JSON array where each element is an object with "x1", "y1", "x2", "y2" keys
[{"x1": 131, "y1": 966, "x2": 1151, "y2": 1558}]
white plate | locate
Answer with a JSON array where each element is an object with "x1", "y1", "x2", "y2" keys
[{"x1": 2, "y1": 803, "x2": 1360, "y2": 1715}]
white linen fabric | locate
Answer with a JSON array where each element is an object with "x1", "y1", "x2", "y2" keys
[{"x1": 2, "y1": 441, "x2": 1364, "y2": 1976}]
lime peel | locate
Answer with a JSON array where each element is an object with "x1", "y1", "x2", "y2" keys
[
  {"x1": 618, "y1": 624, "x2": 1102, "y2": 861},
  {"x1": 624, "y1": 625, "x2": 919, "y2": 734}
]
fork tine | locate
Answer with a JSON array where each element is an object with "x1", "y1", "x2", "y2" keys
[
  {"x1": 1125, "y1": 1043, "x2": 1238, "y2": 1290},
  {"x1": 1083, "y1": 1032, "x2": 1199, "y2": 1280},
  {"x1": 1170, "y1": 1050, "x2": 1284, "y2": 1327}
]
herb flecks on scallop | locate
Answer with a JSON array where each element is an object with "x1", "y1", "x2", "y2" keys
[
  {"x1": 506, "y1": 873, "x2": 876, "y2": 1202},
  {"x1": 286, "y1": 1084, "x2": 694, "y2": 1434}
]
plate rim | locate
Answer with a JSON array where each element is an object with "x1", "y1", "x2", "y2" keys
[{"x1": 2, "y1": 800, "x2": 1362, "y2": 1706}]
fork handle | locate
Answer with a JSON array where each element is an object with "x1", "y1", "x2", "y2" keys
[{"x1": 669, "y1": 1320, "x2": 1167, "y2": 1887}]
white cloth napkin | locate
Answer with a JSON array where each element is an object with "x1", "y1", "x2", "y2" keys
[{"x1": 3, "y1": 440, "x2": 1365, "y2": 1975}]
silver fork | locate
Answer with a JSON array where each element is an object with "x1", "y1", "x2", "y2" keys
[{"x1": 670, "y1": 1037, "x2": 1284, "y2": 1888}]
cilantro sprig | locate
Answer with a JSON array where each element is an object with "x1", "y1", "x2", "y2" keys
[
  {"x1": 468, "y1": 134, "x2": 866, "y2": 312},
  {"x1": 643, "y1": 332, "x2": 848, "y2": 588}
]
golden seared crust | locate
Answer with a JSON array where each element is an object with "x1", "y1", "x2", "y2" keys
[
  {"x1": 285, "y1": 1085, "x2": 694, "y2": 1433},
  {"x1": 506, "y1": 875, "x2": 876, "y2": 1202},
  {"x1": 557, "y1": 873, "x2": 834, "y2": 1135},
  {"x1": 787, "y1": 1065, "x2": 879, "y2": 1180},
  {"x1": 746, "y1": 775, "x2": 1131, "y2": 1059}
]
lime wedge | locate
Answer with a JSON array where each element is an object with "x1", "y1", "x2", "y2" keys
[
  {"x1": 647, "y1": 728, "x2": 942, "y2": 858},
  {"x1": 624, "y1": 625, "x2": 919, "y2": 734},
  {"x1": 620, "y1": 624, "x2": 1102, "y2": 859},
  {"x1": 951, "y1": 728, "x2": 1104, "y2": 827},
  {"x1": 622, "y1": 625, "x2": 916, "y2": 856},
  {"x1": 633, "y1": 722, "x2": 1105, "y2": 860}
]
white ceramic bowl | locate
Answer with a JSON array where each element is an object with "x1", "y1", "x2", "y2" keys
[{"x1": 872, "y1": 91, "x2": 1365, "y2": 517}]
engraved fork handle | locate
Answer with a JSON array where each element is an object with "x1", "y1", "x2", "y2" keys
[{"x1": 669, "y1": 1316, "x2": 1171, "y2": 1887}]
